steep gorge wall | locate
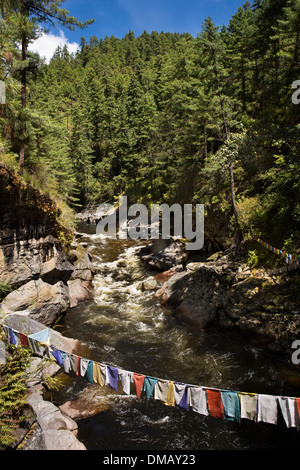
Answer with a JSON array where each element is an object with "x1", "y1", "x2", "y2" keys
[{"x1": 0, "y1": 164, "x2": 94, "y2": 325}]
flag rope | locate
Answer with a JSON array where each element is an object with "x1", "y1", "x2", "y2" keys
[
  {"x1": 228, "y1": 225, "x2": 300, "y2": 275},
  {"x1": 2, "y1": 323, "x2": 300, "y2": 428}
]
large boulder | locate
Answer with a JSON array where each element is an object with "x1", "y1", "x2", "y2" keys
[
  {"x1": 157, "y1": 254, "x2": 300, "y2": 356},
  {"x1": 1, "y1": 279, "x2": 70, "y2": 324},
  {"x1": 58, "y1": 384, "x2": 124, "y2": 421},
  {"x1": 27, "y1": 393, "x2": 86, "y2": 450},
  {"x1": 68, "y1": 279, "x2": 93, "y2": 308},
  {"x1": 159, "y1": 264, "x2": 222, "y2": 329},
  {"x1": 140, "y1": 239, "x2": 188, "y2": 271},
  {"x1": 68, "y1": 242, "x2": 95, "y2": 282}
]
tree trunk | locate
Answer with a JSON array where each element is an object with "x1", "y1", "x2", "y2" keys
[
  {"x1": 1, "y1": 0, "x2": 5, "y2": 19},
  {"x1": 204, "y1": 125, "x2": 208, "y2": 160},
  {"x1": 241, "y1": 56, "x2": 246, "y2": 113},
  {"x1": 229, "y1": 162, "x2": 243, "y2": 246},
  {"x1": 18, "y1": 33, "x2": 27, "y2": 175},
  {"x1": 0, "y1": 79, "x2": 5, "y2": 117},
  {"x1": 1, "y1": 0, "x2": 6, "y2": 121}
]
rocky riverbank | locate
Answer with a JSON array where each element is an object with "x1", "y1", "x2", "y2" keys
[
  {"x1": 137, "y1": 240, "x2": 300, "y2": 361},
  {"x1": 2, "y1": 314, "x2": 90, "y2": 450},
  {"x1": 0, "y1": 165, "x2": 95, "y2": 450}
]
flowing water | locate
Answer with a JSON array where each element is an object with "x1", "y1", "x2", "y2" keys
[{"x1": 52, "y1": 222, "x2": 300, "y2": 450}]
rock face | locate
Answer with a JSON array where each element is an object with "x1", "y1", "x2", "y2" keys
[
  {"x1": 0, "y1": 235, "x2": 74, "y2": 287},
  {"x1": 0, "y1": 164, "x2": 94, "y2": 324}
]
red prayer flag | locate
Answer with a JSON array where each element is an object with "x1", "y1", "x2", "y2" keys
[
  {"x1": 19, "y1": 333, "x2": 29, "y2": 347},
  {"x1": 206, "y1": 389, "x2": 224, "y2": 419},
  {"x1": 133, "y1": 373, "x2": 145, "y2": 398}
]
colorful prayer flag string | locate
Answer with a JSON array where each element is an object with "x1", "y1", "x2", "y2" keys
[
  {"x1": 3, "y1": 323, "x2": 300, "y2": 429},
  {"x1": 228, "y1": 225, "x2": 299, "y2": 273}
]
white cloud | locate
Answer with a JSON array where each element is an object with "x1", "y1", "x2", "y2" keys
[{"x1": 28, "y1": 30, "x2": 79, "y2": 63}]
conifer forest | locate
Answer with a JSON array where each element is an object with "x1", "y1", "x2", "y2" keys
[{"x1": 1, "y1": 0, "x2": 300, "y2": 253}]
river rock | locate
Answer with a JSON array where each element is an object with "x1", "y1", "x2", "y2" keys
[
  {"x1": 1, "y1": 279, "x2": 70, "y2": 324},
  {"x1": 140, "y1": 239, "x2": 188, "y2": 271},
  {"x1": 160, "y1": 265, "x2": 220, "y2": 328},
  {"x1": 26, "y1": 393, "x2": 86, "y2": 450},
  {"x1": 68, "y1": 243, "x2": 95, "y2": 281},
  {"x1": 59, "y1": 384, "x2": 136, "y2": 421},
  {"x1": 59, "y1": 384, "x2": 112, "y2": 420},
  {"x1": 68, "y1": 279, "x2": 94, "y2": 308},
  {"x1": 154, "y1": 265, "x2": 183, "y2": 282},
  {"x1": 75, "y1": 201, "x2": 117, "y2": 224},
  {"x1": 174, "y1": 297, "x2": 217, "y2": 329},
  {"x1": 140, "y1": 277, "x2": 158, "y2": 291}
]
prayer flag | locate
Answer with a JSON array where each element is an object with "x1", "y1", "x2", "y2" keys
[
  {"x1": 206, "y1": 389, "x2": 224, "y2": 419},
  {"x1": 133, "y1": 373, "x2": 145, "y2": 398}
]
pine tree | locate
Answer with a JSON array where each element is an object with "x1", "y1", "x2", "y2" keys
[
  {"x1": 68, "y1": 99, "x2": 94, "y2": 205},
  {"x1": 10, "y1": 0, "x2": 94, "y2": 174},
  {"x1": 226, "y1": 2, "x2": 254, "y2": 115},
  {"x1": 272, "y1": 0, "x2": 300, "y2": 80},
  {"x1": 197, "y1": 17, "x2": 231, "y2": 142}
]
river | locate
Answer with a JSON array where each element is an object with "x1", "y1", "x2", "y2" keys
[{"x1": 51, "y1": 222, "x2": 300, "y2": 450}]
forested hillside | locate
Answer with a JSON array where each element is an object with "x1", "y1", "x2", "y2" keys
[{"x1": 1, "y1": 0, "x2": 300, "y2": 257}]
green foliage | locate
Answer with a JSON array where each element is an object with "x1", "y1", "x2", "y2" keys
[
  {"x1": 0, "y1": 0, "x2": 300, "y2": 253},
  {"x1": 247, "y1": 249, "x2": 260, "y2": 268},
  {"x1": 0, "y1": 344, "x2": 31, "y2": 449},
  {"x1": 0, "y1": 282, "x2": 13, "y2": 301}
]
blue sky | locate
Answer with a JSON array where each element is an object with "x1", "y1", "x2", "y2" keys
[
  {"x1": 63, "y1": 0, "x2": 245, "y2": 41},
  {"x1": 29, "y1": 0, "x2": 246, "y2": 62}
]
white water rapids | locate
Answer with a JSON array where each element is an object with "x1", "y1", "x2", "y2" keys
[{"x1": 49, "y1": 224, "x2": 300, "y2": 450}]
